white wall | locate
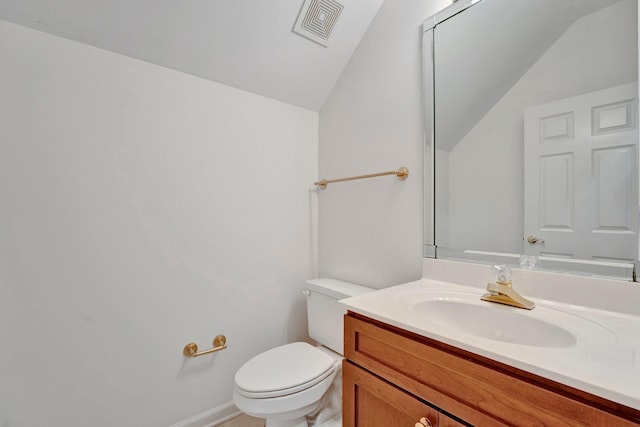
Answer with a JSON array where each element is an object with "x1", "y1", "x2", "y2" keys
[
  {"x1": 318, "y1": 0, "x2": 450, "y2": 288},
  {"x1": 0, "y1": 20, "x2": 317, "y2": 427},
  {"x1": 446, "y1": 0, "x2": 637, "y2": 253}
]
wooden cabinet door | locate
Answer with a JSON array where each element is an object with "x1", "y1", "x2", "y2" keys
[
  {"x1": 343, "y1": 361, "x2": 440, "y2": 427},
  {"x1": 440, "y1": 414, "x2": 467, "y2": 427}
]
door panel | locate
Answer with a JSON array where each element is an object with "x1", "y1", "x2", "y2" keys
[{"x1": 524, "y1": 83, "x2": 638, "y2": 262}]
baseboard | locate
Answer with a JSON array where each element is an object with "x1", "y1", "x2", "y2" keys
[{"x1": 170, "y1": 401, "x2": 241, "y2": 427}]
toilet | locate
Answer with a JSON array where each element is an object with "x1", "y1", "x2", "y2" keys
[{"x1": 233, "y1": 278, "x2": 372, "y2": 427}]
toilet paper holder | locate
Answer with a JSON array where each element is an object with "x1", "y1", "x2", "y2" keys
[{"x1": 183, "y1": 335, "x2": 227, "y2": 358}]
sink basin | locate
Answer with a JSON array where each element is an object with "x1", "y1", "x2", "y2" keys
[{"x1": 412, "y1": 299, "x2": 577, "y2": 348}]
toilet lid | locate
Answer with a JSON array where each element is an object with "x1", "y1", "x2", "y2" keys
[{"x1": 235, "y1": 342, "x2": 334, "y2": 397}]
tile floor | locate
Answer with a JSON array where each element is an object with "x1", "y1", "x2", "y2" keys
[{"x1": 217, "y1": 414, "x2": 265, "y2": 427}]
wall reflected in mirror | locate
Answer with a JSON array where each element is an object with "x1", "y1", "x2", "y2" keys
[{"x1": 425, "y1": 0, "x2": 638, "y2": 279}]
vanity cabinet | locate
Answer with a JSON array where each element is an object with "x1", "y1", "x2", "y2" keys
[{"x1": 343, "y1": 312, "x2": 640, "y2": 427}]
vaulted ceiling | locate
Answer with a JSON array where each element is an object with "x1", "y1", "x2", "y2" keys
[
  {"x1": 0, "y1": 0, "x2": 384, "y2": 111},
  {"x1": 434, "y1": 0, "x2": 626, "y2": 151}
]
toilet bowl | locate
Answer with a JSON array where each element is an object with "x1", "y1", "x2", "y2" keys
[
  {"x1": 232, "y1": 278, "x2": 371, "y2": 427},
  {"x1": 233, "y1": 343, "x2": 341, "y2": 427}
]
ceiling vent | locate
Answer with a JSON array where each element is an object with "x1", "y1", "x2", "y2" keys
[{"x1": 293, "y1": 0, "x2": 344, "y2": 47}]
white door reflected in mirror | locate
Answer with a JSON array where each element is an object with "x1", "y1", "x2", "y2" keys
[{"x1": 524, "y1": 83, "x2": 638, "y2": 263}]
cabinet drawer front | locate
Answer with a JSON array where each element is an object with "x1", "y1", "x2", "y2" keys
[
  {"x1": 345, "y1": 314, "x2": 640, "y2": 427},
  {"x1": 343, "y1": 361, "x2": 440, "y2": 427}
]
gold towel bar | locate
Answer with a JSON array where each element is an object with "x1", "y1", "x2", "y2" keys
[
  {"x1": 314, "y1": 166, "x2": 409, "y2": 189},
  {"x1": 183, "y1": 335, "x2": 227, "y2": 358}
]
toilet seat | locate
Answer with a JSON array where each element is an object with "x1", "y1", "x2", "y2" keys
[{"x1": 234, "y1": 342, "x2": 335, "y2": 399}]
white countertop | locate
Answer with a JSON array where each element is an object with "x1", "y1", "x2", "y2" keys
[{"x1": 340, "y1": 268, "x2": 640, "y2": 410}]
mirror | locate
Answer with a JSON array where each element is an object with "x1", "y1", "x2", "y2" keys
[{"x1": 424, "y1": 0, "x2": 639, "y2": 280}]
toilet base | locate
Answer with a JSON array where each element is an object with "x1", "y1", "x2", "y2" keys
[
  {"x1": 262, "y1": 413, "x2": 341, "y2": 427},
  {"x1": 265, "y1": 417, "x2": 307, "y2": 427},
  {"x1": 315, "y1": 414, "x2": 341, "y2": 427}
]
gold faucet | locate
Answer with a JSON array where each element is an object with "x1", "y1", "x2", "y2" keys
[{"x1": 481, "y1": 265, "x2": 535, "y2": 310}]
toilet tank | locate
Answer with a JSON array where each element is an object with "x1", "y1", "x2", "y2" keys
[{"x1": 305, "y1": 278, "x2": 372, "y2": 354}]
